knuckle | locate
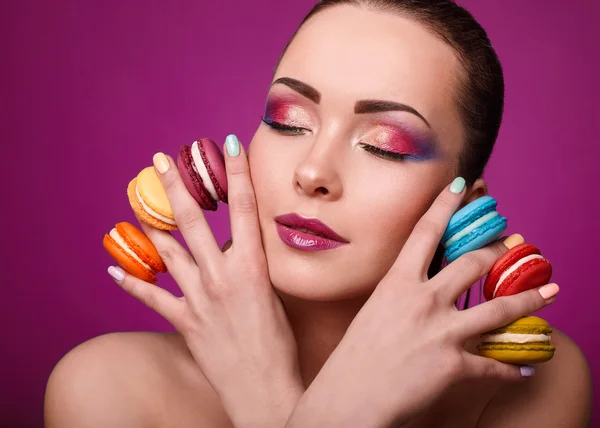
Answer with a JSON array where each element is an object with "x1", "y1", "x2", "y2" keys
[
  {"x1": 488, "y1": 298, "x2": 511, "y2": 325},
  {"x1": 160, "y1": 172, "x2": 177, "y2": 192},
  {"x1": 231, "y1": 191, "x2": 257, "y2": 215},
  {"x1": 132, "y1": 283, "x2": 157, "y2": 311},
  {"x1": 412, "y1": 217, "x2": 443, "y2": 239},
  {"x1": 460, "y1": 253, "x2": 485, "y2": 275},
  {"x1": 157, "y1": 245, "x2": 176, "y2": 264},
  {"x1": 437, "y1": 193, "x2": 455, "y2": 211},
  {"x1": 227, "y1": 159, "x2": 249, "y2": 177},
  {"x1": 177, "y1": 210, "x2": 200, "y2": 232},
  {"x1": 522, "y1": 289, "x2": 544, "y2": 312},
  {"x1": 480, "y1": 361, "x2": 498, "y2": 379}
]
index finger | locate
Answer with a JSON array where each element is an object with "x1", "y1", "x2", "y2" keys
[
  {"x1": 223, "y1": 135, "x2": 263, "y2": 255},
  {"x1": 390, "y1": 177, "x2": 467, "y2": 280}
]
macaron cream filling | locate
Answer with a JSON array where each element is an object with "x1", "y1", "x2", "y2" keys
[
  {"x1": 493, "y1": 254, "x2": 546, "y2": 297},
  {"x1": 109, "y1": 228, "x2": 153, "y2": 271},
  {"x1": 480, "y1": 332, "x2": 551, "y2": 344},
  {"x1": 191, "y1": 141, "x2": 219, "y2": 201},
  {"x1": 444, "y1": 211, "x2": 499, "y2": 247},
  {"x1": 136, "y1": 186, "x2": 177, "y2": 226}
]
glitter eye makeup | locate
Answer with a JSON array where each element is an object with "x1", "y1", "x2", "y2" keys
[
  {"x1": 262, "y1": 96, "x2": 312, "y2": 132},
  {"x1": 359, "y1": 122, "x2": 438, "y2": 161}
]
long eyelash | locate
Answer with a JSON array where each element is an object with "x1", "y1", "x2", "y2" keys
[
  {"x1": 261, "y1": 117, "x2": 306, "y2": 135},
  {"x1": 360, "y1": 144, "x2": 409, "y2": 161}
]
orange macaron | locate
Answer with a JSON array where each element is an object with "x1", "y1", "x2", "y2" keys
[{"x1": 103, "y1": 222, "x2": 167, "y2": 283}]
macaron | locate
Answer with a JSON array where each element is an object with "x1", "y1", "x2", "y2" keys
[
  {"x1": 477, "y1": 316, "x2": 555, "y2": 364},
  {"x1": 484, "y1": 243, "x2": 552, "y2": 300},
  {"x1": 103, "y1": 222, "x2": 167, "y2": 283},
  {"x1": 128, "y1": 166, "x2": 177, "y2": 230},
  {"x1": 442, "y1": 196, "x2": 507, "y2": 262},
  {"x1": 177, "y1": 138, "x2": 228, "y2": 211}
]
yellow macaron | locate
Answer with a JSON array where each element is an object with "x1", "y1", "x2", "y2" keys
[
  {"x1": 477, "y1": 316, "x2": 555, "y2": 364},
  {"x1": 128, "y1": 166, "x2": 177, "y2": 231}
]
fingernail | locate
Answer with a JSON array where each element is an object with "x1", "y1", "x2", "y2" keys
[
  {"x1": 538, "y1": 283, "x2": 559, "y2": 300},
  {"x1": 225, "y1": 134, "x2": 240, "y2": 157},
  {"x1": 520, "y1": 365, "x2": 536, "y2": 378},
  {"x1": 108, "y1": 266, "x2": 125, "y2": 283},
  {"x1": 449, "y1": 177, "x2": 466, "y2": 194},
  {"x1": 153, "y1": 152, "x2": 170, "y2": 174},
  {"x1": 503, "y1": 233, "x2": 525, "y2": 249}
]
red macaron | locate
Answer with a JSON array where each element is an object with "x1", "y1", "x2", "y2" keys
[
  {"x1": 484, "y1": 243, "x2": 552, "y2": 300},
  {"x1": 177, "y1": 138, "x2": 228, "y2": 211}
]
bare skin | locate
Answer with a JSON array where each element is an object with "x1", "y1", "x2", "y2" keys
[
  {"x1": 45, "y1": 5, "x2": 592, "y2": 427},
  {"x1": 44, "y1": 329, "x2": 590, "y2": 428}
]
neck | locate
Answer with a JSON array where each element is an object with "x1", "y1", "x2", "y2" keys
[{"x1": 279, "y1": 293, "x2": 368, "y2": 386}]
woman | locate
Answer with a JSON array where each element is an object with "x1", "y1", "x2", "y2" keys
[{"x1": 44, "y1": 1, "x2": 592, "y2": 427}]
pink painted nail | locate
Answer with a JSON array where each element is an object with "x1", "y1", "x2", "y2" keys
[
  {"x1": 520, "y1": 365, "x2": 535, "y2": 378},
  {"x1": 538, "y1": 283, "x2": 559, "y2": 300},
  {"x1": 108, "y1": 266, "x2": 125, "y2": 283}
]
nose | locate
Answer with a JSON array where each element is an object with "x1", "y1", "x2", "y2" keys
[{"x1": 293, "y1": 138, "x2": 343, "y2": 201}]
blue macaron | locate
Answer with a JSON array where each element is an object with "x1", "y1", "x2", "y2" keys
[{"x1": 442, "y1": 196, "x2": 507, "y2": 262}]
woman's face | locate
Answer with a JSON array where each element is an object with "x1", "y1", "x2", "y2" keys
[{"x1": 248, "y1": 5, "x2": 465, "y2": 300}]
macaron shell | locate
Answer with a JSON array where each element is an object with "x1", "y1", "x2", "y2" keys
[
  {"x1": 477, "y1": 345, "x2": 555, "y2": 364},
  {"x1": 136, "y1": 166, "x2": 175, "y2": 220},
  {"x1": 443, "y1": 196, "x2": 497, "y2": 242},
  {"x1": 177, "y1": 144, "x2": 217, "y2": 211},
  {"x1": 486, "y1": 315, "x2": 552, "y2": 335},
  {"x1": 200, "y1": 138, "x2": 228, "y2": 203},
  {"x1": 103, "y1": 234, "x2": 157, "y2": 283},
  {"x1": 116, "y1": 222, "x2": 166, "y2": 273},
  {"x1": 493, "y1": 258, "x2": 552, "y2": 299},
  {"x1": 127, "y1": 178, "x2": 178, "y2": 231},
  {"x1": 444, "y1": 216, "x2": 506, "y2": 262},
  {"x1": 484, "y1": 243, "x2": 548, "y2": 300}
]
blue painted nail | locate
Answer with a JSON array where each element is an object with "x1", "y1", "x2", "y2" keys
[
  {"x1": 225, "y1": 134, "x2": 240, "y2": 157},
  {"x1": 449, "y1": 177, "x2": 466, "y2": 194},
  {"x1": 520, "y1": 365, "x2": 535, "y2": 378}
]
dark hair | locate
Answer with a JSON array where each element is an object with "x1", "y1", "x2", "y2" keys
[{"x1": 275, "y1": 0, "x2": 504, "y2": 301}]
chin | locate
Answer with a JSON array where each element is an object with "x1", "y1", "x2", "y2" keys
[{"x1": 265, "y1": 249, "x2": 380, "y2": 302}]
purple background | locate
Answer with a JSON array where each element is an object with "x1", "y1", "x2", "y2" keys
[{"x1": 2, "y1": 1, "x2": 599, "y2": 426}]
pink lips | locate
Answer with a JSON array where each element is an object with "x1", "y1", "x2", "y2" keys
[{"x1": 274, "y1": 213, "x2": 349, "y2": 251}]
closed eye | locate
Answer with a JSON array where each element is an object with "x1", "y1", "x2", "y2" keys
[
  {"x1": 261, "y1": 117, "x2": 307, "y2": 135},
  {"x1": 360, "y1": 144, "x2": 410, "y2": 161}
]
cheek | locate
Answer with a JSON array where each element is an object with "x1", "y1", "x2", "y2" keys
[
  {"x1": 248, "y1": 129, "x2": 289, "y2": 213},
  {"x1": 351, "y1": 167, "x2": 446, "y2": 259}
]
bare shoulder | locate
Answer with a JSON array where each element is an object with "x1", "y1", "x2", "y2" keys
[
  {"x1": 477, "y1": 329, "x2": 592, "y2": 428},
  {"x1": 45, "y1": 331, "x2": 233, "y2": 428}
]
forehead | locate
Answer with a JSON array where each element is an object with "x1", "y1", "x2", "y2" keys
[{"x1": 275, "y1": 5, "x2": 463, "y2": 144}]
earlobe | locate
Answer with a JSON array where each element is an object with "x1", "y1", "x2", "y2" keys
[{"x1": 461, "y1": 178, "x2": 488, "y2": 208}]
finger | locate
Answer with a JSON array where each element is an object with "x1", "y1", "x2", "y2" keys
[
  {"x1": 463, "y1": 353, "x2": 530, "y2": 383},
  {"x1": 391, "y1": 177, "x2": 466, "y2": 280},
  {"x1": 134, "y1": 211, "x2": 199, "y2": 291},
  {"x1": 107, "y1": 266, "x2": 185, "y2": 326},
  {"x1": 152, "y1": 152, "x2": 220, "y2": 266},
  {"x1": 435, "y1": 239, "x2": 508, "y2": 303},
  {"x1": 458, "y1": 283, "x2": 559, "y2": 339},
  {"x1": 223, "y1": 135, "x2": 263, "y2": 256}
]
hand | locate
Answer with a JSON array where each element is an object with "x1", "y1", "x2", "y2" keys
[
  {"x1": 286, "y1": 179, "x2": 559, "y2": 428},
  {"x1": 111, "y1": 139, "x2": 304, "y2": 428}
]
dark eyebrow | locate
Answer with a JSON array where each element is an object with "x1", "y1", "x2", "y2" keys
[
  {"x1": 355, "y1": 100, "x2": 431, "y2": 128},
  {"x1": 271, "y1": 77, "x2": 321, "y2": 104},
  {"x1": 271, "y1": 77, "x2": 430, "y2": 128}
]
